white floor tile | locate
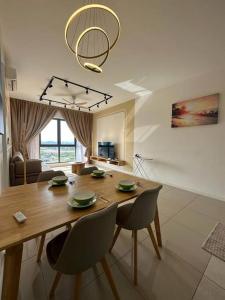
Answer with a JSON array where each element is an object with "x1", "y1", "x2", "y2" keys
[
  {"x1": 193, "y1": 276, "x2": 225, "y2": 300},
  {"x1": 205, "y1": 256, "x2": 225, "y2": 290}
]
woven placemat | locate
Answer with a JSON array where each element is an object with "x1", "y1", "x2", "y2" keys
[{"x1": 202, "y1": 222, "x2": 225, "y2": 262}]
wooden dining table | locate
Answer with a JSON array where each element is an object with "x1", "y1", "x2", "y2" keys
[{"x1": 0, "y1": 170, "x2": 162, "y2": 300}]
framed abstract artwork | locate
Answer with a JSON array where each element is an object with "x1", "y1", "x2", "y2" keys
[{"x1": 171, "y1": 93, "x2": 219, "y2": 128}]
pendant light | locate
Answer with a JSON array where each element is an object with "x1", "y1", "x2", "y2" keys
[{"x1": 65, "y1": 1, "x2": 121, "y2": 73}]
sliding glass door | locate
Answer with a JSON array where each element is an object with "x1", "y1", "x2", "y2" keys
[{"x1": 40, "y1": 119, "x2": 76, "y2": 163}]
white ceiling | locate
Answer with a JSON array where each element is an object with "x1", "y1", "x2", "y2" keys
[{"x1": 0, "y1": 0, "x2": 225, "y2": 111}]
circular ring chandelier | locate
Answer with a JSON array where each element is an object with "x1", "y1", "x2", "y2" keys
[
  {"x1": 65, "y1": 3, "x2": 121, "y2": 73},
  {"x1": 75, "y1": 27, "x2": 110, "y2": 73}
]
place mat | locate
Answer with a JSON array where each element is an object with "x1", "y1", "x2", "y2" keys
[{"x1": 202, "y1": 222, "x2": 225, "y2": 262}]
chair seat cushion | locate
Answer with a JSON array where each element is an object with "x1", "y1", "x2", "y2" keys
[
  {"x1": 116, "y1": 203, "x2": 133, "y2": 227},
  {"x1": 46, "y1": 230, "x2": 69, "y2": 267}
]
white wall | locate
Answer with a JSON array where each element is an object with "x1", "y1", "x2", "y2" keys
[
  {"x1": 134, "y1": 68, "x2": 225, "y2": 201},
  {"x1": 0, "y1": 29, "x2": 12, "y2": 192},
  {"x1": 95, "y1": 112, "x2": 125, "y2": 160}
]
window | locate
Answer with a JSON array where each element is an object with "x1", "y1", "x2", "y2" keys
[{"x1": 40, "y1": 119, "x2": 77, "y2": 163}]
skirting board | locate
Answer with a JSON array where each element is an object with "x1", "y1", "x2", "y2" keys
[{"x1": 150, "y1": 178, "x2": 225, "y2": 202}]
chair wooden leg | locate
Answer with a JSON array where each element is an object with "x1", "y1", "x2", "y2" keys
[
  {"x1": 133, "y1": 230, "x2": 138, "y2": 285},
  {"x1": 37, "y1": 233, "x2": 46, "y2": 262},
  {"x1": 109, "y1": 226, "x2": 122, "y2": 253},
  {"x1": 100, "y1": 257, "x2": 120, "y2": 300},
  {"x1": 154, "y1": 205, "x2": 162, "y2": 247},
  {"x1": 74, "y1": 273, "x2": 82, "y2": 300},
  {"x1": 49, "y1": 272, "x2": 62, "y2": 298},
  {"x1": 147, "y1": 225, "x2": 161, "y2": 260}
]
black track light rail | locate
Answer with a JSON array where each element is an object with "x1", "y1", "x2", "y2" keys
[{"x1": 39, "y1": 76, "x2": 113, "y2": 111}]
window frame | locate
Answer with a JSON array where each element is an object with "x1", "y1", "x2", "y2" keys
[{"x1": 39, "y1": 118, "x2": 77, "y2": 163}]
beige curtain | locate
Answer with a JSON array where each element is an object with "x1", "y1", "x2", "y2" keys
[
  {"x1": 60, "y1": 107, "x2": 93, "y2": 158},
  {"x1": 28, "y1": 135, "x2": 40, "y2": 159},
  {"x1": 10, "y1": 98, "x2": 57, "y2": 157}
]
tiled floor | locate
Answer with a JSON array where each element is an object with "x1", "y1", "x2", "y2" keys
[{"x1": 1, "y1": 184, "x2": 225, "y2": 300}]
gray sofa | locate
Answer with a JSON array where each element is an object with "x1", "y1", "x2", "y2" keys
[{"x1": 9, "y1": 152, "x2": 42, "y2": 186}]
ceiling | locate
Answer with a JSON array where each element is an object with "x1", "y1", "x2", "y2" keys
[{"x1": 0, "y1": 0, "x2": 225, "y2": 112}]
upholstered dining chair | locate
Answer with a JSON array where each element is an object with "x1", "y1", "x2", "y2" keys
[
  {"x1": 46, "y1": 203, "x2": 120, "y2": 300},
  {"x1": 36, "y1": 170, "x2": 71, "y2": 262},
  {"x1": 109, "y1": 186, "x2": 162, "y2": 285},
  {"x1": 79, "y1": 166, "x2": 98, "y2": 175},
  {"x1": 37, "y1": 170, "x2": 65, "y2": 182}
]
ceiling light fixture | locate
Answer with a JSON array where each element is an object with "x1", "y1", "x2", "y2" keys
[
  {"x1": 65, "y1": 3, "x2": 121, "y2": 73},
  {"x1": 40, "y1": 76, "x2": 113, "y2": 111}
]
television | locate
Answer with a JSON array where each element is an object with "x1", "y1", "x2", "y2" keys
[
  {"x1": 0, "y1": 93, "x2": 4, "y2": 135},
  {"x1": 98, "y1": 142, "x2": 115, "y2": 159}
]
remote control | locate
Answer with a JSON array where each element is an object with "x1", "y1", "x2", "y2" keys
[{"x1": 13, "y1": 211, "x2": 27, "y2": 223}]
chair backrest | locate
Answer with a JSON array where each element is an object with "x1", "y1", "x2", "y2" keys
[
  {"x1": 123, "y1": 186, "x2": 162, "y2": 230},
  {"x1": 37, "y1": 170, "x2": 65, "y2": 182},
  {"x1": 54, "y1": 203, "x2": 118, "y2": 274},
  {"x1": 37, "y1": 170, "x2": 55, "y2": 182},
  {"x1": 79, "y1": 166, "x2": 98, "y2": 175}
]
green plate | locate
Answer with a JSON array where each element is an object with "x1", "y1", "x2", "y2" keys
[
  {"x1": 67, "y1": 197, "x2": 97, "y2": 209},
  {"x1": 52, "y1": 175, "x2": 68, "y2": 184},
  {"x1": 48, "y1": 180, "x2": 66, "y2": 187},
  {"x1": 116, "y1": 185, "x2": 137, "y2": 192},
  {"x1": 91, "y1": 173, "x2": 105, "y2": 178},
  {"x1": 72, "y1": 191, "x2": 95, "y2": 205},
  {"x1": 119, "y1": 180, "x2": 136, "y2": 190}
]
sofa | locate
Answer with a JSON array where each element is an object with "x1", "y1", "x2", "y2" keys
[{"x1": 9, "y1": 152, "x2": 42, "y2": 186}]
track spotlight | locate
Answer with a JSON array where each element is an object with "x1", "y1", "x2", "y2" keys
[
  {"x1": 89, "y1": 108, "x2": 91, "y2": 111},
  {"x1": 105, "y1": 100, "x2": 108, "y2": 104},
  {"x1": 43, "y1": 92, "x2": 47, "y2": 96},
  {"x1": 86, "y1": 88, "x2": 89, "y2": 94},
  {"x1": 97, "y1": 104, "x2": 99, "y2": 108},
  {"x1": 49, "y1": 80, "x2": 53, "y2": 88},
  {"x1": 64, "y1": 104, "x2": 67, "y2": 108},
  {"x1": 104, "y1": 94, "x2": 107, "y2": 100},
  {"x1": 49, "y1": 101, "x2": 51, "y2": 105},
  {"x1": 65, "y1": 81, "x2": 68, "y2": 88},
  {"x1": 79, "y1": 107, "x2": 81, "y2": 111}
]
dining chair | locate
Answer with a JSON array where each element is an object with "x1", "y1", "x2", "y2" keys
[
  {"x1": 79, "y1": 166, "x2": 98, "y2": 175},
  {"x1": 46, "y1": 203, "x2": 120, "y2": 300},
  {"x1": 37, "y1": 170, "x2": 65, "y2": 182},
  {"x1": 36, "y1": 170, "x2": 71, "y2": 262},
  {"x1": 109, "y1": 186, "x2": 162, "y2": 285}
]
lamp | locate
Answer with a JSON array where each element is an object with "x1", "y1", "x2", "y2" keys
[{"x1": 65, "y1": 3, "x2": 121, "y2": 73}]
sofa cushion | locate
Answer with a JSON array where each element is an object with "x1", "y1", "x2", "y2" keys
[
  {"x1": 15, "y1": 159, "x2": 42, "y2": 175},
  {"x1": 12, "y1": 152, "x2": 24, "y2": 162}
]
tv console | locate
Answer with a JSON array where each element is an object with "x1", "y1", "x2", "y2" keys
[{"x1": 90, "y1": 156, "x2": 126, "y2": 166}]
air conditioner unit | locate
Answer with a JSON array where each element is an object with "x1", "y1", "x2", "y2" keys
[{"x1": 6, "y1": 67, "x2": 17, "y2": 92}]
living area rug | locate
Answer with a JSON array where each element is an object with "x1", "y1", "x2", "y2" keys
[{"x1": 202, "y1": 222, "x2": 225, "y2": 262}]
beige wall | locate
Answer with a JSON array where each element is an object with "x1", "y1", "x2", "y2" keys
[
  {"x1": 134, "y1": 68, "x2": 225, "y2": 201},
  {"x1": 93, "y1": 99, "x2": 135, "y2": 170}
]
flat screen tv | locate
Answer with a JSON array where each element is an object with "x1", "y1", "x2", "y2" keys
[
  {"x1": 0, "y1": 91, "x2": 4, "y2": 135},
  {"x1": 98, "y1": 142, "x2": 115, "y2": 159}
]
